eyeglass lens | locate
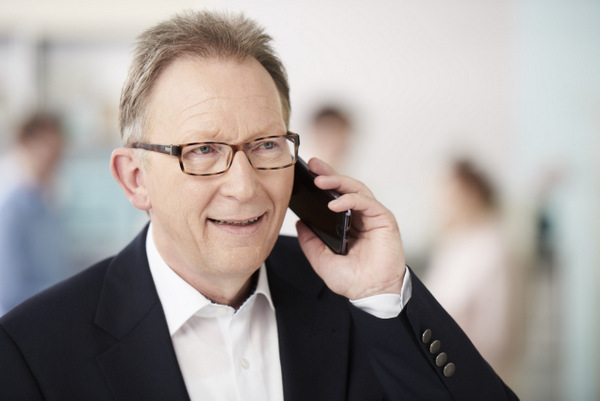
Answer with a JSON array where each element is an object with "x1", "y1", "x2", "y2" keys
[{"x1": 181, "y1": 136, "x2": 296, "y2": 175}]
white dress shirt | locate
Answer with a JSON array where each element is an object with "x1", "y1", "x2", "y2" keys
[{"x1": 146, "y1": 224, "x2": 412, "y2": 401}]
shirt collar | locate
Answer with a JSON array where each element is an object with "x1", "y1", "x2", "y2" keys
[{"x1": 145, "y1": 223, "x2": 275, "y2": 336}]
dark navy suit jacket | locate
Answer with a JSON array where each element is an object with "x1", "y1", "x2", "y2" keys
[{"x1": 0, "y1": 226, "x2": 518, "y2": 400}]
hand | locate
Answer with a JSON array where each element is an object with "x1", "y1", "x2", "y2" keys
[{"x1": 296, "y1": 158, "x2": 406, "y2": 300}]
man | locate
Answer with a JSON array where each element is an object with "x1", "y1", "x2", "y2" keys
[
  {"x1": 0, "y1": 113, "x2": 66, "y2": 316},
  {"x1": 0, "y1": 11, "x2": 518, "y2": 400}
]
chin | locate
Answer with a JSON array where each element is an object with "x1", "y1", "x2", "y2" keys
[{"x1": 211, "y1": 241, "x2": 270, "y2": 271}]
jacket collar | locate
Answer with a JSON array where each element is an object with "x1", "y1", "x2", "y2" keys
[{"x1": 94, "y1": 224, "x2": 190, "y2": 400}]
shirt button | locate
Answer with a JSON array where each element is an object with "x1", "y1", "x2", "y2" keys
[{"x1": 240, "y1": 358, "x2": 250, "y2": 370}]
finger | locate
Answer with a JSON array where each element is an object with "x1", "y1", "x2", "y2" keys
[
  {"x1": 305, "y1": 157, "x2": 375, "y2": 198},
  {"x1": 329, "y1": 192, "x2": 387, "y2": 217},
  {"x1": 314, "y1": 174, "x2": 375, "y2": 199},
  {"x1": 328, "y1": 193, "x2": 395, "y2": 231},
  {"x1": 307, "y1": 157, "x2": 337, "y2": 176}
]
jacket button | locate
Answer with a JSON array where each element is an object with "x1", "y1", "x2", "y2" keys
[
  {"x1": 429, "y1": 340, "x2": 441, "y2": 354},
  {"x1": 435, "y1": 352, "x2": 448, "y2": 367},
  {"x1": 421, "y1": 329, "x2": 432, "y2": 344},
  {"x1": 443, "y1": 362, "x2": 456, "y2": 377}
]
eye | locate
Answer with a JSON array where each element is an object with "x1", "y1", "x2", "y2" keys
[
  {"x1": 253, "y1": 137, "x2": 286, "y2": 152},
  {"x1": 261, "y1": 141, "x2": 277, "y2": 150},
  {"x1": 192, "y1": 145, "x2": 214, "y2": 155}
]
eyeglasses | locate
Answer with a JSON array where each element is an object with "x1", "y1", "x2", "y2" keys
[{"x1": 129, "y1": 132, "x2": 299, "y2": 176}]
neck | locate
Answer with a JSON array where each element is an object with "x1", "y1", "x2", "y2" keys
[
  {"x1": 194, "y1": 270, "x2": 259, "y2": 309},
  {"x1": 166, "y1": 258, "x2": 260, "y2": 309},
  {"x1": 149, "y1": 222, "x2": 262, "y2": 309}
]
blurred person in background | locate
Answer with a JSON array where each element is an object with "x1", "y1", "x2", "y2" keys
[
  {"x1": 306, "y1": 105, "x2": 353, "y2": 170},
  {"x1": 424, "y1": 159, "x2": 515, "y2": 379},
  {"x1": 0, "y1": 112, "x2": 67, "y2": 316}
]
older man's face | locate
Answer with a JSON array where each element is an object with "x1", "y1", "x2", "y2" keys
[{"x1": 142, "y1": 56, "x2": 293, "y2": 281}]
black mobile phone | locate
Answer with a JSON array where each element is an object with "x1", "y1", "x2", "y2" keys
[{"x1": 289, "y1": 157, "x2": 351, "y2": 255}]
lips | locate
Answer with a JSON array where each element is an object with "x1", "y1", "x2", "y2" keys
[{"x1": 208, "y1": 215, "x2": 262, "y2": 226}]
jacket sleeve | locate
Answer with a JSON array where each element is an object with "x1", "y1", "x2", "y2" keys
[
  {"x1": 0, "y1": 324, "x2": 44, "y2": 401},
  {"x1": 348, "y1": 270, "x2": 519, "y2": 401}
]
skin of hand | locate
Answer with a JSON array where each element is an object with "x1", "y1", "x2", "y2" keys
[{"x1": 296, "y1": 158, "x2": 407, "y2": 300}]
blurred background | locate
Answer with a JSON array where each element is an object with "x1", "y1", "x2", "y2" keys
[{"x1": 0, "y1": 0, "x2": 599, "y2": 399}]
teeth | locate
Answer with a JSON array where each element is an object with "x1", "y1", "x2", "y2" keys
[{"x1": 211, "y1": 216, "x2": 260, "y2": 226}]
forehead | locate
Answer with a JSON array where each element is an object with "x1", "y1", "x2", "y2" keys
[{"x1": 145, "y1": 56, "x2": 285, "y2": 143}]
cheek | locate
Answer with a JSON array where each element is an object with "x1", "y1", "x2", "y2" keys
[
  {"x1": 172, "y1": 185, "x2": 216, "y2": 219},
  {"x1": 267, "y1": 170, "x2": 294, "y2": 213},
  {"x1": 147, "y1": 169, "x2": 212, "y2": 218}
]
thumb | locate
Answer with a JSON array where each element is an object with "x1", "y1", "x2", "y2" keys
[{"x1": 296, "y1": 221, "x2": 328, "y2": 262}]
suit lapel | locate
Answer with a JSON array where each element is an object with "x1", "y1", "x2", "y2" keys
[
  {"x1": 94, "y1": 226, "x2": 189, "y2": 401},
  {"x1": 267, "y1": 237, "x2": 351, "y2": 401}
]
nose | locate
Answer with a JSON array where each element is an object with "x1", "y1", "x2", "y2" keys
[{"x1": 219, "y1": 150, "x2": 258, "y2": 201}]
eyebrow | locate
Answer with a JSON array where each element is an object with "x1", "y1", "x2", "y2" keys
[{"x1": 180, "y1": 128, "x2": 288, "y2": 144}]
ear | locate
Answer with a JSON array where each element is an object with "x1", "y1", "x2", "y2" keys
[{"x1": 110, "y1": 148, "x2": 152, "y2": 211}]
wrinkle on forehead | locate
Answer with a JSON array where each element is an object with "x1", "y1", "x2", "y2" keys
[
  {"x1": 177, "y1": 98, "x2": 284, "y2": 142},
  {"x1": 179, "y1": 94, "x2": 277, "y2": 116},
  {"x1": 146, "y1": 57, "x2": 285, "y2": 144}
]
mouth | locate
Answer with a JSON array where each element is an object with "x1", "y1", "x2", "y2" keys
[{"x1": 208, "y1": 215, "x2": 263, "y2": 226}]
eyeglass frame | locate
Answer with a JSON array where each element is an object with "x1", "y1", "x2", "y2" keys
[{"x1": 129, "y1": 132, "x2": 300, "y2": 176}]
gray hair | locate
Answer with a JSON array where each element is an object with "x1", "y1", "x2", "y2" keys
[{"x1": 119, "y1": 11, "x2": 291, "y2": 145}]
